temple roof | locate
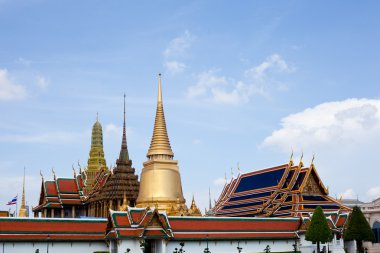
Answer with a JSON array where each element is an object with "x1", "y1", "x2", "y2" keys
[
  {"x1": 213, "y1": 161, "x2": 350, "y2": 218},
  {"x1": 106, "y1": 207, "x2": 301, "y2": 240},
  {"x1": 0, "y1": 217, "x2": 107, "y2": 241},
  {"x1": 33, "y1": 173, "x2": 86, "y2": 211}
]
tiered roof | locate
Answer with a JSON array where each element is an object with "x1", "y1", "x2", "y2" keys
[
  {"x1": 213, "y1": 160, "x2": 351, "y2": 218},
  {"x1": 106, "y1": 207, "x2": 301, "y2": 240},
  {"x1": 33, "y1": 173, "x2": 86, "y2": 211}
]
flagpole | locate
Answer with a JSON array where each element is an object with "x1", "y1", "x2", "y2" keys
[{"x1": 16, "y1": 194, "x2": 18, "y2": 217}]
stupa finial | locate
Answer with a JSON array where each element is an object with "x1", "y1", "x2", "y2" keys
[{"x1": 146, "y1": 74, "x2": 174, "y2": 159}]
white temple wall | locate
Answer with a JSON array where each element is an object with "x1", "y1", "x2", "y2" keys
[
  {"x1": 299, "y1": 234, "x2": 345, "y2": 253},
  {"x1": 117, "y1": 238, "x2": 296, "y2": 253},
  {"x1": 1, "y1": 241, "x2": 108, "y2": 253},
  {"x1": 116, "y1": 239, "x2": 141, "y2": 253},
  {"x1": 166, "y1": 239, "x2": 295, "y2": 253}
]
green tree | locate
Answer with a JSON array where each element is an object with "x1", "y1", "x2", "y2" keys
[
  {"x1": 344, "y1": 206, "x2": 375, "y2": 253},
  {"x1": 305, "y1": 206, "x2": 333, "y2": 253}
]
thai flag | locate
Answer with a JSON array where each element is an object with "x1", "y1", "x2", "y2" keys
[{"x1": 6, "y1": 196, "x2": 17, "y2": 205}]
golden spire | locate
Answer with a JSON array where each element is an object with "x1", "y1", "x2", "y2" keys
[
  {"x1": 136, "y1": 74, "x2": 187, "y2": 215},
  {"x1": 289, "y1": 149, "x2": 294, "y2": 166},
  {"x1": 146, "y1": 74, "x2": 174, "y2": 159},
  {"x1": 311, "y1": 153, "x2": 315, "y2": 167},
  {"x1": 299, "y1": 152, "x2": 304, "y2": 167},
  {"x1": 188, "y1": 194, "x2": 202, "y2": 216},
  {"x1": 19, "y1": 167, "x2": 27, "y2": 217}
]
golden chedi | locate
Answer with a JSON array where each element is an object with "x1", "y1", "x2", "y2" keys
[{"x1": 136, "y1": 74, "x2": 188, "y2": 215}]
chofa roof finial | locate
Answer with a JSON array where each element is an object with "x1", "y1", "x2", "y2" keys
[
  {"x1": 289, "y1": 148, "x2": 294, "y2": 165},
  {"x1": 299, "y1": 151, "x2": 304, "y2": 167}
]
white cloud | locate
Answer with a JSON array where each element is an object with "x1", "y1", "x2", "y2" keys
[
  {"x1": 104, "y1": 123, "x2": 122, "y2": 137},
  {"x1": 261, "y1": 98, "x2": 380, "y2": 202},
  {"x1": 104, "y1": 123, "x2": 132, "y2": 140},
  {"x1": 163, "y1": 30, "x2": 194, "y2": 58},
  {"x1": 36, "y1": 75, "x2": 49, "y2": 90},
  {"x1": 164, "y1": 61, "x2": 186, "y2": 74},
  {"x1": 262, "y1": 98, "x2": 380, "y2": 151},
  {"x1": 186, "y1": 54, "x2": 293, "y2": 105},
  {"x1": 163, "y1": 30, "x2": 194, "y2": 74},
  {"x1": 339, "y1": 188, "x2": 355, "y2": 199},
  {"x1": 0, "y1": 69, "x2": 27, "y2": 101},
  {"x1": 246, "y1": 54, "x2": 294, "y2": 80},
  {"x1": 187, "y1": 70, "x2": 227, "y2": 98},
  {"x1": 213, "y1": 177, "x2": 227, "y2": 186},
  {"x1": 367, "y1": 187, "x2": 380, "y2": 200}
]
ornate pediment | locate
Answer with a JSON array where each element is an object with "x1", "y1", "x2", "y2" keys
[{"x1": 302, "y1": 174, "x2": 323, "y2": 196}]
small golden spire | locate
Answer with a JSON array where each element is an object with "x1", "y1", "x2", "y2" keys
[
  {"x1": 96, "y1": 112, "x2": 99, "y2": 122},
  {"x1": 188, "y1": 194, "x2": 201, "y2": 216},
  {"x1": 299, "y1": 152, "x2": 304, "y2": 167},
  {"x1": 230, "y1": 167, "x2": 234, "y2": 178},
  {"x1": 311, "y1": 153, "x2": 315, "y2": 167},
  {"x1": 158, "y1": 73, "x2": 162, "y2": 103},
  {"x1": 146, "y1": 73, "x2": 174, "y2": 159},
  {"x1": 237, "y1": 162, "x2": 241, "y2": 175},
  {"x1": 289, "y1": 149, "x2": 294, "y2": 165},
  {"x1": 19, "y1": 167, "x2": 27, "y2": 217}
]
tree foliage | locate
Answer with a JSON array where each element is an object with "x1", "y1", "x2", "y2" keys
[
  {"x1": 306, "y1": 206, "x2": 332, "y2": 253},
  {"x1": 344, "y1": 206, "x2": 375, "y2": 242}
]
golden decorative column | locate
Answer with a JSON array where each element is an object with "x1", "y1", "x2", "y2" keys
[{"x1": 136, "y1": 74, "x2": 188, "y2": 215}]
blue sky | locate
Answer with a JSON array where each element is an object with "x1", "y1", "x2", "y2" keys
[{"x1": 0, "y1": 1, "x2": 380, "y2": 213}]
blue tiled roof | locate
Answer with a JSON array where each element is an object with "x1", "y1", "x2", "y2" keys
[
  {"x1": 292, "y1": 171, "x2": 306, "y2": 190},
  {"x1": 221, "y1": 200, "x2": 263, "y2": 210},
  {"x1": 235, "y1": 168, "x2": 286, "y2": 193},
  {"x1": 230, "y1": 191, "x2": 272, "y2": 202}
]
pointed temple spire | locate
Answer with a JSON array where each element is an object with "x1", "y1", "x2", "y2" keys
[
  {"x1": 87, "y1": 113, "x2": 106, "y2": 171},
  {"x1": 136, "y1": 74, "x2": 190, "y2": 216},
  {"x1": 118, "y1": 94, "x2": 129, "y2": 162},
  {"x1": 85, "y1": 115, "x2": 107, "y2": 192},
  {"x1": 19, "y1": 167, "x2": 27, "y2": 217},
  {"x1": 147, "y1": 74, "x2": 174, "y2": 159}
]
